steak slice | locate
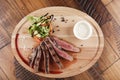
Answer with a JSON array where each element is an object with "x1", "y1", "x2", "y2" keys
[
  {"x1": 48, "y1": 37, "x2": 73, "y2": 61},
  {"x1": 41, "y1": 42, "x2": 49, "y2": 74},
  {"x1": 29, "y1": 47, "x2": 38, "y2": 68},
  {"x1": 44, "y1": 38, "x2": 63, "y2": 69},
  {"x1": 41, "y1": 42, "x2": 50, "y2": 73},
  {"x1": 44, "y1": 43, "x2": 50, "y2": 73},
  {"x1": 33, "y1": 45, "x2": 42, "y2": 72},
  {"x1": 52, "y1": 36, "x2": 80, "y2": 52}
]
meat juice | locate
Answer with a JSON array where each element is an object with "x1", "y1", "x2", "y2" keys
[
  {"x1": 39, "y1": 52, "x2": 77, "y2": 73},
  {"x1": 15, "y1": 33, "x2": 29, "y2": 65}
]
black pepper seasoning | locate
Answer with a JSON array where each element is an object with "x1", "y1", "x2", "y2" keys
[
  {"x1": 61, "y1": 17, "x2": 65, "y2": 22},
  {"x1": 56, "y1": 26, "x2": 59, "y2": 27},
  {"x1": 52, "y1": 30, "x2": 55, "y2": 33},
  {"x1": 57, "y1": 29, "x2": 60, "y2": 31},
  {"x1": 72, "y1": 20, "x2": 74, "y2": 22},
  {"x1": 54, "y1": 18, "x2": 56, "y2": 20}
]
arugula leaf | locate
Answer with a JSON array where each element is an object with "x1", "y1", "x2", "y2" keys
[{"x1": 28, "y1": 14, "x2": 53, "y2": 38}]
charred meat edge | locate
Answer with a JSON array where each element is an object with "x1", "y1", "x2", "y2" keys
[
  {"x1": 41, "y1": 42, "x2": 50, "y2": 73},
  {"x1": 49, "y1": 36, "x2": 62, "y2": 49},
  {"x1": 29, "y1": 47, "x2": 38, "y2": 68},
  {"x1": 44, "y1": 38, "x2": 63, "y2": 69},
  {"x1": 48, "y1": 37, "x2": 73, "y2": 61},
  {"x1": 33, "y1": 45, "x2": 42, "y2": 72},
  {"x1": 44, "y1": 44, "x2": 50, "y2": 74},
  {"x1": 40, "y1": 43, "x2": 49, "y2": 73},
  {"x1": 52, "y1": 36, "x2": 80, "y2": 52}
]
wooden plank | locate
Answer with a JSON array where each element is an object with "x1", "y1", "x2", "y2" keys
[
  {"x1": 0, "y1": 0, "x2": 23, "y2": 35},
  {"x1": 0, "y1": 25, "x2": 10, "y2": 49},
  {"x1": 75, "y1": 0, "x2": 112, "y2": 26},
  {"x1": 97, "y1": 39, "x2": 119, "y2": 72},
  {"x1": 0, "y1": 67, "x2": 9, "y2": 80},
  {"x1": 84, "y1": 19, "x2": 120, "y2": 79},
  {"x1": 40, "y1": 0, "x2": 67, "y2": 6},
  {"x1": 101, "y1": 19, "x2": 120, "y2": 57},
  {"x1": 64, "y1": 71, "x2": 93, "y2": 80},
  {"x1": 0, "y1": 0, "x2": 80, "y2": 36},
  {"x1": 14, "y1": 60, "x2": 55, "y2": 80},
  {"x1": 106, "y1": 5, "x2": 120, "y2": 60},
  {"x1": 91, "y1": 20, "x2": 119, "y2": 73},
  {"x1": 0, "y1": 0, "x2": 45, "y2": 35},
  {"x1": 87, "y1": 65, "x2": 104, "y2": 80},
  {"x1": 63, "y1": 0, "x2": 81, "y2": 9},
  {"x1": 75, "y1": 1, "x2": 119, "y2": 75},
  {"x1": 105, "y1": 0, "x2": 120, "y2": 26},
  {"x1": 102, "y1": 59, "x2": 120, "y2": 80},
  {"x1": 102, "y1": 0, "x2": 113, "y2": 5},
  {"x1": 0, "y1": 44, "x2": 16, "y2": 80}
]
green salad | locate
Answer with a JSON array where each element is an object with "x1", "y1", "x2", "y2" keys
[{"x1": 28, "y1": 13, "x2": 53, "y2": 38}]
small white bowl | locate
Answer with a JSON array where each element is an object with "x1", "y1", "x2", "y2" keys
[{"x1": 73, "y1": 20, "x2": 93, "y2": 40}]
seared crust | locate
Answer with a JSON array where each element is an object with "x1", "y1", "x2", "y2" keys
[
  {"x1": 41, "y1": 42, "x2": 50, "y2": 73},
  {"x1": 29, "y1": 36, "x2": 80, "y2": 73},
  {"x1": 29, "y1": 47, "x2": 38, "y2": 68},
  {"x1": 33, "y1": 45, "x2": 42, "y2": 72},
  {"x1": 44, "y1": 38, "x2": 63, "y2": 69}
]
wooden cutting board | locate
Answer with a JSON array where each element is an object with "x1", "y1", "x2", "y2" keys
[{"x1": 11, "y1": 7, "x2": 104, "y2": 78}]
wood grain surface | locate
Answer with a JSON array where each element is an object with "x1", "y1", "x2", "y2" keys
[
  {"x1": 11, "y1": 6, "x2": 104, "y2": 78},
  {"x1": 0, "y1": 0, "x2": 120, "y2": 80}
]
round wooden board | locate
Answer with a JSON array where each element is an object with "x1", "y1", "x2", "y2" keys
[{"x1": 11, "y1": 7, "x2": 104, "y2": 78}]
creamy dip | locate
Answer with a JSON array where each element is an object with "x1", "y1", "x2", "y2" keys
[{"x1": 73, "y1": 20, "x2": 93, "y2": 40}]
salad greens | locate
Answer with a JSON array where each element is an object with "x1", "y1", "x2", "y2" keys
[{"x1": 28, "y1": 13, "x2": 53, "y2": 38}]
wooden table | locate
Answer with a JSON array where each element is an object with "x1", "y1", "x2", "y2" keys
[{"x1": 0, "y1": 0, "x2": 120, "y2": 80}]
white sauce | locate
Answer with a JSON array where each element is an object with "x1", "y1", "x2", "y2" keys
[{"x1": 73, "y1": 20, "x2": 93, "y2": 40}]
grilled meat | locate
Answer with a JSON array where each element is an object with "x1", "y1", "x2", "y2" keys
[
  {"x1": 48, "y1": 37, "x2": 73, "y2": 61},
  {"x1": 44, "y1": 38, "x2": 63, "y2": 69},
  {"x1": 33, "y1": 45, "x2": 42, "y2": 72},
  {"x1": 29, "y1": 47, "x2": 38, "y2": 68},
  {"x1": 41, "y1": 42, "x2": 50, "y2": 73},
  {"x1": 53, "y1": 36, "x2": 80, "y2": 52},
  {"x1": 29, "y1": 36, "x2": 80, "y2": 74}
]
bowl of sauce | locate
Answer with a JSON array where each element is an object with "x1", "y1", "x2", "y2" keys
[{"x1": 73, "y1": 20, "x2": 93, "y2": 40}]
